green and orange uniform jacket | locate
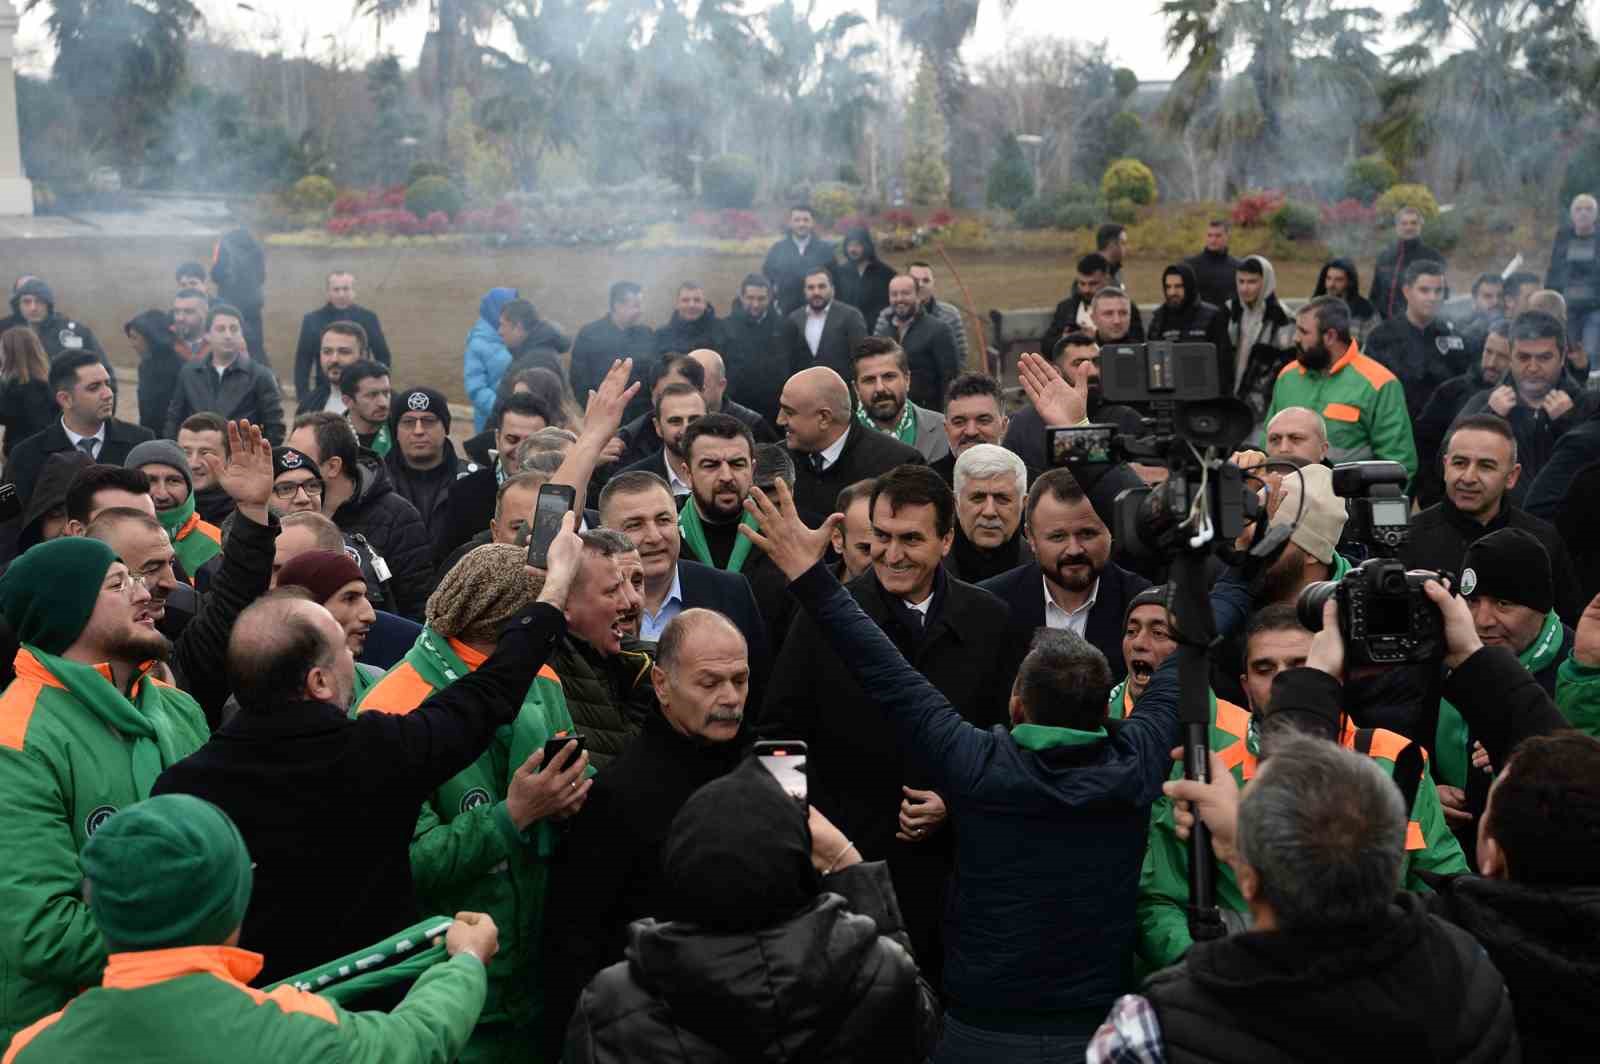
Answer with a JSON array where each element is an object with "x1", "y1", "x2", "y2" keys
[
  {"x1": 0, "y1": 648, "x2": 209, "y2": 1042},
  {"x1": 3, "y1": 944, "x2": 486, "y2": 1063},
  {"x1": 357, "y1": 626, "x2": 582, "y2": 1055},
  {"x1": 1266, "y1": 341, "x2": 1418, "y2": 479},
  {"x1": 1109, "y1": 678, "x2": 1467, "y2": 973}
]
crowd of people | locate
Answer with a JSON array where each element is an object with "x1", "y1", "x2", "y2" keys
[{"x1": 0, "y1": 195, "x2": 1597, "y2": 1062}]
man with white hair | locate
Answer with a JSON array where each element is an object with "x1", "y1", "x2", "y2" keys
[
  {"x1": 1549, "y1": 192, "x2": 1600, "y2": 359},
  {"x1": 947, "y1": 443, "x2": 1031, "y2": 583},
  {"x1": 1264, "y1": 406, "x2": 1329, "y2": 467}
]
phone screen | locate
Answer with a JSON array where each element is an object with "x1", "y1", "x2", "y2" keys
[
  {"x1": 527, "y1": 484, "x2": 576, "y2": 568},
  {"x1": 757, "y1": 747, "x2": 807, "y2": 807}
]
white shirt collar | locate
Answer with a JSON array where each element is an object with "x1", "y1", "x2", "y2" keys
[
  {"x1": 665, "y1": 456, "x2": 692, "y2": 495},
  {"x1": 903, "y1": 593, "x2": 933, "y2": 617},
  {"x1": 817, "y1": 428, "x2": 850, "y2": 472},
  {"x1": 61, "y1": 419, "x2": 105, "y2": 448},
  {"x1": 1042, "y1": 573, "x2": 1100, "y2": 632}
]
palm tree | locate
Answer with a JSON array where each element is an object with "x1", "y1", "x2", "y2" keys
[
  {"x1": 355, "y1": 0, "x2": 501, "y2": 155},
  {"x1": 757, "y1": 0, "x2": 880, "y2": 190}
]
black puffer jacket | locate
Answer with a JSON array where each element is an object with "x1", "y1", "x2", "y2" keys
[
  {"x1": 1425, "y1": 875, "x2": 1600, "y2": 1064},
  {"x1": 548, "y1": 633, "x2": 655, "y2": 769},
  {"x1": 1148, "y1": 263, "x2": 1231, "y2": 381},
  {"x1": 570, "y1": 859, "x2": 938, "y2": 1064},
  {"x1": 831, "y1": 227, "x2": 896, "y2": 331},
  {"x1": 330, "y1": 453, "x2": 436, "y2": 620},
  {"x1": 126, "y1": 309, "x2": 184, "y2": 435}
]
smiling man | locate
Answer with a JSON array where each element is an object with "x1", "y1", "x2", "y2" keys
[
  {"x1": 852, "y1": 335, "x2": 949, "y2": 462},
  {"x1": 947, "y1": 443, "x2": 1031, "y2": 583},
  {"x1": 124, "y1": 439, "x2": 223, "y2": 583}
]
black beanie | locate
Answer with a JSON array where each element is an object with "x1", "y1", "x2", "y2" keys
[
  {"x1": 1461, "y1": 528, "x2": 1553, "y2": 614},
  {"x1": 1124, "y1": 584, "x2": 1169, "y2": 630},
  {"x1": 391, "y1": 387, "x2": 452, "y2": 433}
]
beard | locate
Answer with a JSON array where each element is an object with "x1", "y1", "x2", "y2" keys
[
  {"x1": 868, "y1": 390, "x2": 901, "y2": 420},
  {"x1": 1249, "y1": 550, "x2": 1306, "y2": 605},
  {"x1": 697, "y1": 485, "x2": 744, "y2": 522},
  {"x1": 1048, "y1": 552, "x2": 1100, "y2": 592},
  {"x1": 112, "y1": 627, "x2": 173, "y2": 666},
  {"x1": 1297, "y1": 342, "x2": 1332, "y2": 372}
]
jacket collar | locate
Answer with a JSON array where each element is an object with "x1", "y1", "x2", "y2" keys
[
  {"x1": 220, "y1": 698, "x2": 352, "y2": 738},
  {"x1": 104, "y1": 944, "x2": 264, "y2": 990},
  {"x1": 1439, "y1": 494, "x2": 1511, "y2": 534}
]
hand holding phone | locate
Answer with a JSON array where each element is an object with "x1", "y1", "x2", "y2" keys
[
  {"x1": 527, "y1": 483, "x2": 578, "y2": 569},
  {"x1": 754, "y1": 740, "x2": 807, "y2": 807}
]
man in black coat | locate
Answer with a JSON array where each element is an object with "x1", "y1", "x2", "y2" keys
[
  {"x1": 1314, "y1": 257, "x2": 1381, "y2": 344},
  {"x1": 874, "y1": 274, "x2": 960, "y2": 413},
  {"x1": 4, "y1": 352, "x2": 152, "y2": 507},
  {"x1": 125, "y1": 309, "x2": 184, "y2": 436},
  {"x1": 1148, "y1": 263, "x2": 1231, "y2": 382},
  {"x1": 762, "y1": 205, "x2": 836, "y2": 315},
  {"x1": 155, "y1": 523, "x2": 582, "y2": 989},
  {"x1": 686, "y1": 348, "x2": 777, "y2": 445},
  {"x1": 719, "y1": 274, "x2": 789, "y2": 431},
  {"x1": 287, "y1": 412, "x2": 435, "y2": 620},
  {"x1": 654, "y1": 283, "x2": 720, "y2": 356},
  {"x1": 1404, "y1": 413, "x2": 1581, "y2": 624},
  {"x1": 1182, "y1": 219, "x2": 1242, "y2": 308},
  {"x1": 1369, "y1": 206, "x2": 1446, "y2": 320},
  {"x1": 612, "y1": 383, "x2": 706, "y2": 501},
  {"x1": 0, "y1": 277, "x2": 118, "y2": 401},
  {"x1": 1040, "y1": 253, "x2": 1146, "y2": 361},
  {"x1": 763, "y1": 466, "x2": 1011, "y2": 992},
  {"x1": 291, "y1": 271, "x2": 393, "y2": 397},
  {"x1": 783, "y1": 268, "x2": 869, "y2": 382},
  {"x1": 1413, "y1": 321, "x2": 1512, "y2": 507},
  {"x1": 164, "y1": 305, "x2": 286, "y2": 445},
  {"x1": 981, "y1": 467, "x2": 1151, "y2": 686},
  {"x1": 1365, "y1": 258, "x2": 1466, "y2": 421},
  {"x1": 541, "y1": 610, "x2": 752, "y2": 1059},
  {"x1": 832, "y1": 226, "x2": 895, "y2": 330},
  {"x1": 433, "y1": 393, "x2": 552, "y2": 563},
  {"x1": 294, "y1": 320, "x2": 371, "y2": 416},
  {"x1": 570, "y1": 281, "x2": 657, "y2": 423},
  {"x1": 779, "y1": 366, "x2": 923, "y2": 526}
]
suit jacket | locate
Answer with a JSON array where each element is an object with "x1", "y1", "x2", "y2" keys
[
  {"x1": 979, "y1": 559, "x2": 1151, "y2": 685},
  {"x1": 677, "y1": 558, "x2": 772, "y2": 702},
  {"x1": 784, "y1": 301, "x2": 868, "y2": 381},
  {"x1": 876, "y1": 310, "x2": 961, "y2": 413},
  {"x1": 3, "y1": 418, "x2": 154, "y2": 505},
  {"x1": 788, "y1": 421, "x2": 925, "y2": 526},
  {"x1": 763, "y1": 235, "x2": 837, "y2": 315}
]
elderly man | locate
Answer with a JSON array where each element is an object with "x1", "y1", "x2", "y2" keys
[
  {"x1": 0, "y1": 537, "x2": 210, "y2": 1041},
  {"x1": 153, "y1": 514, "x2": 585, "y2": 990},
  {"x1": 542, "y1": 609, "x2": 752, "y2": 1058},
  {"x1": 781, "y1": 365, "x2": 923, "y2": 525},
  {"x1": 947, "y1": 443, "x2": 1031, "y2": 583},
  {"x1": 1550, "y1": 192, "x2": 1600, "y2": 359},
  {"x1": 852, "y1": 335, "x2": 949, "y2": 463},
  {"x1": 359, "y1": 543, "x2": 592, "y2": 1058},
  {"x1": 1263, "y1": 406, "x2": 1329, "y2": 466},
  {"x1": 2, "y1": 794, "x2": 499, "y2": 1064},
  {"x1": 1090, "y1": 740, "x2": 1513, "y2": 1063}
]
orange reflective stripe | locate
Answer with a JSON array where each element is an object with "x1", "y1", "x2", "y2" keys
[
  {"x1": 357, "y1": 662, "x2": 434, "y2": 716},
  {"x1": 105, "y1": 945, "x2": 340, "y2": 1028},
  {"x1": 0, "y1": 678, "x2": 44, "y2": 752},
  {"x1": 1345, "y1": 351, "x2": 1398, "y2": 392},
  {"x1": 1323, "y1": 402, "x2": 1362, "y2": 423},
  {"x1": 1363, "y1": 728, "x2": 1416, "y2": 763},
  {"x1": 1215, "y1": 699, "x2": 1250, "y2": 740},
  {"x1": 2, "y1": 1008, "x2": 68, "y2": 1063},
  {"x1": 1405, "y1": 820, "x2": 1425, "y2": 851},
  {"x1": 234, "y1": 983, "x2": 339, "y2": 1026},
  {"x1": 537, "y1": 664, "x2": 561, "y2": 685},
  {"x1": 449, "y1": 638, "x2": 489, "y2": 669}
]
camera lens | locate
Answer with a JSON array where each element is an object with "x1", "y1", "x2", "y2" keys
[{"x1": 1297, "y1": 581, "x2": 1339, "y2": 631}]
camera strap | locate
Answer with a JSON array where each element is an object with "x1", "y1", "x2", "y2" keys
[{"x1": 1353, "y1": 728, "x2": 1425, "y2": 821}]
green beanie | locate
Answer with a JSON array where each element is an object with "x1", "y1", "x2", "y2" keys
[
  {"x1": 0, "y1": 537, "x2": 117, "y2": 655},
  {"x1": 81, "y1": 794, "x2": 253, "y2": 951}
]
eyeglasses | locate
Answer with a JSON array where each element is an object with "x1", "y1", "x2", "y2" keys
[
  {"x1": 103, "y1": 573, "x2": 149, "y2": 595},
  {"x1": 272, "y1": 479, "x2": 324, "y2": 500}
]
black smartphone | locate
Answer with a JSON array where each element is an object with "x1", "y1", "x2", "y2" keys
[
  {"x1": 753, "y1": 740, "x2": 808, "y2": 808},
  {"x1": 541, "y1": 733, "x2": 586, "y2": 771},
  {"x1": 526, "y1": 483, "x2": 577, "y2": 569}
]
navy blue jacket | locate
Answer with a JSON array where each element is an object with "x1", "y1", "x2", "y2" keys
[
  {"x1": 980, "y1": 559, "x2": 1151, "y2": 685},
  {"x1": 785, "y1": 562, "x2": 1250, "y2": 1026}
]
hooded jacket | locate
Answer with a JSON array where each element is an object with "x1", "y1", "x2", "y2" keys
[
  {"x1": 1225, "y1": 256, "x2": 1297, "y2": 425},
  {"x1": 831, "y1": 227, "x2": 896, "y2": 331},
  {"x1": 0, "y1": 280, "x2": 117, "y2": 400},
  {"x1": 463, "y1": 287, "x2": 519, "y2": 431},
  {"x1": 329, "y1": 453, "x2": 436, "y2": 620},
  {"x1": 126, "y1": 310, "x2": 184, "y2": 436},
  {"x1": 1149, "y1": 263, "x2": 1231, "y2": 383},
  {"x1": 1313, "y1": 258, "x2": 1380, "y2": 343},
  {"x1": 11, "y1": 451, "x2": 90, "y2": 555},
  {"x1": 1371, "y1": 237, "x2": 1447, "y2": 320},
  {"x1": 567, "y1": 762, "x2": 940, "y2": 1064}
]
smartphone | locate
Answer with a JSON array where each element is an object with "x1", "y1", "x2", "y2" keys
[
  {"x1": 541, "y1": 733, "x2": 586, "y2": 771},
  {"x1": 526, "y1": 483, "x2": 577, "y2": 569},
  {"x1": 753, "y1": 740, "x2": 808, "y2": 808}
]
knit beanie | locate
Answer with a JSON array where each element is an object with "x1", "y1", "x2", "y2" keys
[
  {"x1": 273, "y1": 445, "x2": 321, "y2": 480},
  {"x1": 1270, "y1": 464, "x2": 1347, "y2": 565},
  {"x1": 392, "y1": 387, "x2": 452, "y2": 433},
  {"x1": 1461, "y1": 528, "x2": 1553, "y2": 614},
  {"x1": 426, "y1": 543, "x2": 538, "y2": 645},
  {"x1": 276, "y1": 549, "x2": 365, "y2": 606},
  {"x1": 124, "y1": 439, "x2": 193, "y2": 497},
  {"x1": 0, "y1": 537, "x2": 117, "y2": 654},
  {"x1": 1123, "y1": 584, "x2": 1170, "y2": 630},
  {"x1": 81, "y1": 794, "x2": 253, "y2": 951}
]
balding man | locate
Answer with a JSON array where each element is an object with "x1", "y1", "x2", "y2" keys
[
  {"x1": 686, "y1": 347, "x2": 778, "y2": 444},
  {"x1": 154, "y1": 515, "x2": 585, "y2": 989},
  {"x1": 780, "y1": 365, "x2": 923, "y2": 524},
  {"x1": 1264, "y1": 406, "x2": 1330, "y2": 466},
  {"x1": 542, "y1": 608, "x2": 751, "y2": 1057}
]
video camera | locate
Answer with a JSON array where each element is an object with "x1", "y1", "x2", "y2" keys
[{"x1": 1295, "y1": 461, "x2": 1453, "y2": 666}]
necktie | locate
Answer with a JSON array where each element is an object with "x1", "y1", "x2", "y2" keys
[
  {"x1": 76, "y1": 438, "x2": 97, "y2": 459},
  {"x1": 808, "y1": 452, "x2": 825, "y2": 476}
]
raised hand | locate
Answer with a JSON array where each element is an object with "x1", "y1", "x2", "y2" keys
[
  {"x1": 208, "y1": 419, "x2": 274, "y2": 516},
  {"x1": 1017, "y1": 351, "x2": 1087, "y2": 426},
  {"x1": 582, "y1": 358, "x2": 640, "y2": 441},
  {"x1": 738, "y1": 479, "x2": 842, "y2": 581}
]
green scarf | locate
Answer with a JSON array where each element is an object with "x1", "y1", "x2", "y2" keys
[
  {"x1": 156, "y1": 493, "x2": 222, "y2": 576},
  {"x1": 678, "y1": 499, "x2": 756, "y2": 573},
  {"x1": 266, "y1": 915, "x2": 452, "y2": 1003},
  {"x1": 28, "y1": 647, "x2": 193, "y2": 794},
  {"x1": 1436, "y1": 608, "x2": 1564, "y2": 787},
  {"x1": 367, "y1": 422, "x2": 393, "y2": 458},
  {"x1": 856, "y1": 397, "x2": 919, "y2": 446}
]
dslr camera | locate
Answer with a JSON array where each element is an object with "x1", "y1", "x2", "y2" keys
[{"x1": 1295, "y1": 461, "x2": 1453, "y2": 666}]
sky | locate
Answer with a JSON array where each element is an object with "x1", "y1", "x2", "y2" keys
[{"x1": 10, "y1": 0, "x2": 1600, "y2": 81}]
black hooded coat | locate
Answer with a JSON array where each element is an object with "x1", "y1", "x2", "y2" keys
[
  {"x1": 831, "y1": 227, "x2": 896, "y2": 330},
  {"x1": 126, "y1": 309, "x2": 185, "y2": 435},
  {"x1": 1147, "y1": 263, "x2": 1231, "y2": 382}
]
